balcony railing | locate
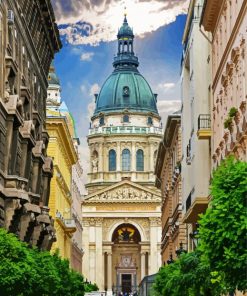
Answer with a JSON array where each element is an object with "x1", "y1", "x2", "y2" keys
[
  {"x1": 89, "y1": 126, "x2": 163, "y2": 136},
  {"x1": 64, "y1": 219, "x2": 76, "y2": 229},
  {"x1": 56, "y1": 211, "x2": 76, "y2": 233},
  {"x1": 197, "y1": 114, "x2": 212, "y2": 139}
]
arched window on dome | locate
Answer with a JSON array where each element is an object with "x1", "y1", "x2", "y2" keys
[
  {"x1": 123, "y1": 115, "x2": 129, "y2": 123},
  {"x1": 147, "y1": 116, "x2": 153, "y2": 125},
  {"x1": 99, "y1": 116, "x2": 105, "y2": 126},
  {"x1": 122, "y1": 149, "x2": 131, "y2": 171},
  {"x1": 136, "y1": 149, "x2": 144, "y2": 171},
  {"x1": 109, "y1": 149, "x2": 116, "y2": 171}
]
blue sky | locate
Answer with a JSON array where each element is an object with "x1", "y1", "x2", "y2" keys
[{"x1": 51, "y1": 0, "x2": 188, "y2": 176}]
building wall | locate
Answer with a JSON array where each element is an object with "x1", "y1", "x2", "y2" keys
[
  {"x1": 155, "y1": 115, "x2": 187, "y2": 264},
  {"x1": 46, "y1": 118, "x2": 78, "y2": 263},
  {"x1": 71, "y1": 161, "x2": 84, "y2": 273},
  {"x1": 84, "y1": 111, "x2": 162, "y2": 292},
  {"x1": 180, "y1": 0, "x2": 212, "y2": 250},
  {"x1": 0, "y1": 0, "x2": 61, "y2": 249},
  {"x1": 202, "y1": 0, "x2": 247, "y2": 165}
]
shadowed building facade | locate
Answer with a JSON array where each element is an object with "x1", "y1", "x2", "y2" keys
[
  {"x1": 0, "y1": 0, "x2": 61, "y2": 249},
  {"x1": 155, "y1": 112, "x2": 187, "y2": 264},
  {"x1": 82, "y1": 16, "x2": 162, "y2": 295}
]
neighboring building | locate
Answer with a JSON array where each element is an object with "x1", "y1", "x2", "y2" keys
[
  {"x1": 201, "y1": 0, "x2": 247, "y2": 165},
  {"x1": 82, "y1": 15, "x2": 162, "y2": 295},
  {"x1": 46, "y1": 65, "x2": 78, "y2": 262},
  {"x1": 0, "y1": 0, "x2": 61, "y2": 249},
  {"x1": 181, "y1": 0, "x2": 212, "y2": 251},
  {"x1": 155, "y1": 112, "x2": 187, "y2": 264},
  {"x1": 71, "y1": 155, "x2": 84, "y2": 273}
]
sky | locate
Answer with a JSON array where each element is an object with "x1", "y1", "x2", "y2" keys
[{"x1": 51, "y1": 0, "x2": 188, "y2": 181}]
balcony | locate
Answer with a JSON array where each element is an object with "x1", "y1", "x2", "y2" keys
[
  {"x1": 64, "y1": 219, "x2": 77, "y2": 233},
  {"x1": 183, "y1": 196, "x2": 209, "y2": 223},
  {"x1": 56, "y1": 211, "x2": 76, "y2": 233},
  {"x1": 88, "y1": 125, "x2": 163, "y2": 136},
  {"x1": 197, "y1": 114, "x2": 212, "y2": 139}
]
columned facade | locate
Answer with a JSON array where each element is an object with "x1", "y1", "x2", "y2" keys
[
  {"x1": 82, "y1": 16, "x2": 162, "y2": 294},
  {"x1": 82, "y1": 214, "x2": 161, "y2": 294}
]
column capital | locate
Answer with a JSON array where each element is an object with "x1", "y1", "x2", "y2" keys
[
  {"x1": 82, "y1": 217, "x2": 104, "y2": 226},
  {"x1": 149, "y1": 217, "x2": 161, "y2": 226},
  {"x1": 95, "y1": 217, "x2": 103, "y2": 226}
]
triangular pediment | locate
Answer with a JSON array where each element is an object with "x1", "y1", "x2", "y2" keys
[{"x1": 85, "y1": 180, "x2": 161, "y2": 203}]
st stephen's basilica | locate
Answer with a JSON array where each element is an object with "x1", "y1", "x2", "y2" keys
[{"x1": 82, "y1": 15, "x2": 163, "y2": 295}]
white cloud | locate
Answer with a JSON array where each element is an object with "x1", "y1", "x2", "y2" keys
[
  {"x1": 87, "y1": 83, "x2": 100, "y2": 120},
  {"x1": 158, "y1": 82, "x2": 176, "y2": 91},
  {"x1": 157, "y1": 99, "x2": 181, "y2": 126},
  {"x1": 53, "y1": 0, "x2": 189, "y2": 45},
  {"x1": 77, "y1": 139, "x2": 90, "y2": 189},
  {"x1": 80, "y1": 52, "x2": 94, "y2": 61}
]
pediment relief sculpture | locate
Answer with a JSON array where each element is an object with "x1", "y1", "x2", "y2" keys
[{"x1": 87, "y1": 184, "x2": 161, "y2": 202}]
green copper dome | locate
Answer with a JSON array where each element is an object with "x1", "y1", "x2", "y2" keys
[
  {"x1": 94, "y1": 16, "x2": 159, "y2": 116},
  {"x1": 95, "y1": 72, "x2": 158, "y2": 115}
]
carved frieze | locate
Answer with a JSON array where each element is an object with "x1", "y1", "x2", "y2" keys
[{"x1": 86, "y1": 183, "x2": 161, "y2": 203}]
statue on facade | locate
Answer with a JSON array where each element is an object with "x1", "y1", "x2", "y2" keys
[{"x1": 92, "y1": 156, "x2": 98, "y2": 173}]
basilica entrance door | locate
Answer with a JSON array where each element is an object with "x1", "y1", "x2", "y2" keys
[{"x1": 122, "y1": 274, "x2": 131, "y2": 293}]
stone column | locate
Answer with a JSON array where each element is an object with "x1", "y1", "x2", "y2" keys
[
  {"x1": 131, "y1": 142, "x2": 135, "y2": 170},
  {"x1": 149, "y1": 142, "x2": 154, "y2": 172},
  {"x1": 82, "y1": 220, "x2": 89, "y2": 279},
  {"x1": 149, "y1": 217, "x2": 161, "y2": 275},
  {"x1": 95, "y1": 218, "x2": 104, "y2": 290},
  {"x1": 117, "y1": 142, "x2": 121, "y2": 171},
  {"x1": 98, "y1": 143, "x2": 103, "y2": 179},
  {"x1": 141, "y1": 252, "x2": 146, "y2": 280},
  {"x1": 107, "y1": 252, "x2": 113, "y2": 296}
]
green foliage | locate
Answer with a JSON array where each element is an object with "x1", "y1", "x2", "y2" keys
[
  {"x1": 152, "y1": 251, "x2": 225, "y2": 296},
  {"x1": 224, "y1": 107, "x2": 238, "y2": 129},
  {"x1": 198, "y1": 157, "x2": 247, "y2": 293},
  {"x1": 85, "y1": 282, "x2": 99, "y2": 292},
  {"x1": 0, "y1": 228, "x2": 85, "y2": 296},
  {"x1": 228, "y1": 107, "x2": 238, "y2": 117},
  {"x1": 223, "y1": 117, "x2": 233, "y2": 129}
]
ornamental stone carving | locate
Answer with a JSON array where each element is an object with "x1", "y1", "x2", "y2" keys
[
  {"x1": 149, "y1": 217, "x2": 162, "y2": 226},
  {"x1": 82, "y1": 217, "x2": 104, "y2": 227},
  {"x1": 90, "y1": 185, "x2": 160, "y2": 202}
]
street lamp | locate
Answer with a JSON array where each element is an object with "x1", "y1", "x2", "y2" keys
[
  {"x1": 190, "y1": 223, "x2": 200, "y2": 249},
  {"x1": 175, "y1": 242, "x2": 187, "y2": 257},
  {"x1": 167, "y1": 254, "x2": 174, "y2": 265}
]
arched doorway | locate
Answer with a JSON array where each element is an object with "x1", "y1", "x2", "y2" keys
[{"x1": 111, "y1": 223, "x2": 142, "y2": 295}]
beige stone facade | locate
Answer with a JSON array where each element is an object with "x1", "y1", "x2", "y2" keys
[
  {"x1": 0, "y1": 0, "x2": 61, "y2": 249},
  {"x1": 180, "y1": 0, "x2": 212, "y2": 249},
  {"x1": 201, "y1": 0, "x2": 247, "y2": 165},
  {"x1": 155, "y1": 113, "x2": 187, "y2": 264},
  {"x1": 83, "y1": 113, "x2": 162, "y2": 295},
  {"x1": 71, "y1": 160, "x2": 84, "y2": 273}
]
